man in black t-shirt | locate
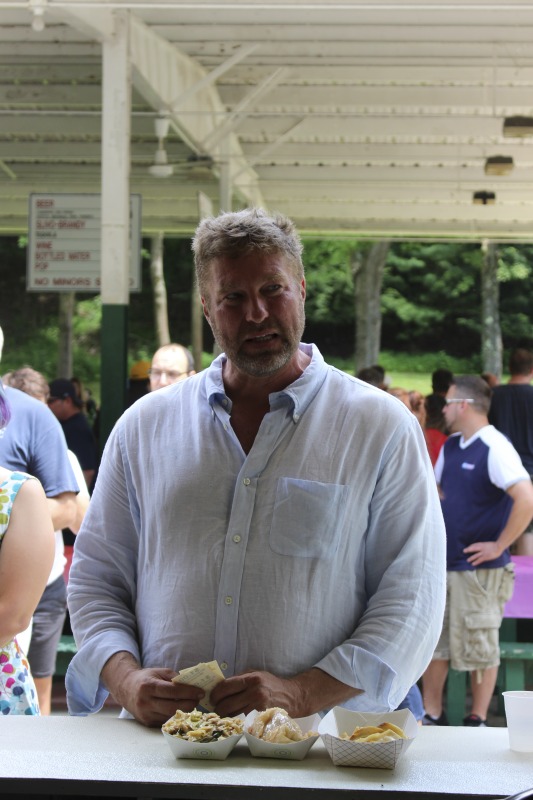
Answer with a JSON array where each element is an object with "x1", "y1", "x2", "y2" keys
[
  {"x1": 489, "y1": 348, "x2": 533, "y2": 554},
  {"x1": 48, "y1": 378, "x2": 99, "y2": 493}
]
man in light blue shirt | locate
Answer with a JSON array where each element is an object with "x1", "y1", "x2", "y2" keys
[{"x1": 67, "y1": 208, "x2": 446, "y2": 727}]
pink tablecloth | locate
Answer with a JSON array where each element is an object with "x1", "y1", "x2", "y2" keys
[{"x1": 504, "y1": 555, "x2": 533, "y2": 619}]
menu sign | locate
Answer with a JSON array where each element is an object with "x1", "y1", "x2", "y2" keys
[{"x1": 27, "y1": 193, "x2": 142, "y2": 292}]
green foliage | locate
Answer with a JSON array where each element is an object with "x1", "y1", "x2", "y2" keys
[
  {"x1": 302, "y1": 239, "x2": 356, "y2": 324},
  {"x1": 497, "y1": 246, "x2": 532, "y2": 282},
  {"x1": 299, "y1": 238, "x2": 533, "y2": 359},
  {"x1": 74, "y1": 296, "x2": 102, "y2": 336},
  {"x1": 381, "y1": 242, "x2": 483, "y2": 355},
  {"x1": 379, "y1": 350, "x2": 481, "y2": 374},
  {"x1": 328, "y1": 350, "x2": 481, "y2": 376},
  {"x1": 497, "y1": 244, "x2": 533, "y2": 348},
  {"x1": 1, "y1": 327, "x2": 60, "y2": 378}
]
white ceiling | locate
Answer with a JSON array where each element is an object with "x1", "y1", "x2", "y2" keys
[{"x1": 2, "y1": 1, "x2": 533, "y2": 240}]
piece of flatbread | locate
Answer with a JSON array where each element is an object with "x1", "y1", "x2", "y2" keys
[{"x1": 172, "y1": 660, "x2": 225, "y2": 711}]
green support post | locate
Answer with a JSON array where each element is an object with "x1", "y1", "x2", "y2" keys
[{"x1": 99, "y1": 303, "x2": 128, "y2": 452}]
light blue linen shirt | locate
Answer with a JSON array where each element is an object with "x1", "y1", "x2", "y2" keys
[{"x1": 66, "y1": 344, "x2": 446, "y2": 715}]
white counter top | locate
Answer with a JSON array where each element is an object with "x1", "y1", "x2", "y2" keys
[{"x1": 1, "y1": 715, "x2": 533, "y2": 799}]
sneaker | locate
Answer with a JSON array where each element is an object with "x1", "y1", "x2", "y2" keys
[
  {"x1": 422, "y1": 711, "x2": 448, "y2": 726},
  {"x1": 463, "y1": 714, "x2": 487, "y2": 727}
]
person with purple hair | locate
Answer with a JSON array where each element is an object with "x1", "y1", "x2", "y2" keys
[{"x1": 0, "y1": 383, "x2": 55, "y2": 714}]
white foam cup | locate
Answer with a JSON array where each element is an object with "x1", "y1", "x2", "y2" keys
[{"x1": 502, "y1": 691, "x2": 533, "y2": 752}]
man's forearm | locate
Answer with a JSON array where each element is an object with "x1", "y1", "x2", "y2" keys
[
  {"x1": 291, "y1": 667, "x2": 361, "y2": 716},
  {"x1": 101, "y1": 650, "x2": 141, "y2": 707},
  {"x1": 69, "y1": 493, "x2": 90, "y2": 534},
  {"x1": 47, "y1": 492, "x2": 77, "y2": 530},
  {"x1": 497, "y1": 481, "x2": 533, "y2": 552}
]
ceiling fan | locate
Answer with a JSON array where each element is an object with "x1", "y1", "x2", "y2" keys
[
  {"x1": 147, "y1": 115, "x2": 214, "y2": 180},
  {"x1": 148, "y1": 115, "x2": 174, "y2": 178}
]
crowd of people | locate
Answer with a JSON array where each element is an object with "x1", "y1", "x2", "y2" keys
[
  {"x1": 0, "y1": 333, "x2": 195, "y2": 715},
  {"x1": 359, "y1": 352, "x2": 533, "y2": 726},
  {"x1": 0, "y1": 207, "x2": 532, "y2": 730}
]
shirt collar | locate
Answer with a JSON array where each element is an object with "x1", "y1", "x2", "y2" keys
[{"x1": 205, "y1": 343, "x2": 327, "y2": 421}]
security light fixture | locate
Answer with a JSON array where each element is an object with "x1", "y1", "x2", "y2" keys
[
  {"x1": 484, "y1": 156, "x2": 514, "y2": 176},
  {"x1": 473, "y1": 191, "x2": 496, "y2": 205},
  {"x1": 503, "y1": 117, "x2": 533, "y2": 137}
]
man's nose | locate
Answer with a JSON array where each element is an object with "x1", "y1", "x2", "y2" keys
[{"x1": 244, "y1": 295, "x2": 268, "y2": 322}]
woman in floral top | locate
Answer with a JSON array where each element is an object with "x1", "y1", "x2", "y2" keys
[{"x1": 0, "y1": 384, "x2": 54, "y2": 714}]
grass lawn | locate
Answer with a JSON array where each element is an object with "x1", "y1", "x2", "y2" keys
[
  {"x1": 327, "y1": 350, "x2": 487, "y2": 397},
  {"x1": 336, "y1": 366, "x2": 432, "y2": 394},
  {"x1": 385, "y1": 371, "x2": 432, "y2": 395}
]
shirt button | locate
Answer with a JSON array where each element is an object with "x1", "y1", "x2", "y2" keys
[
  {"x1": 232, "y1": 534, "x2": 241, "y2": 543},
  {"x1": 243, "y1": 478, "x2": 250, "y2": 486},
  {"x1": 225, "y1": 596, "x2": 233, "y2": 605},
  {"x1": 220, "y1": 662, "x2": 228, "y2": 671},
  {"x1": 293, "y1": 413, "x2": 300, "y2": 421}
]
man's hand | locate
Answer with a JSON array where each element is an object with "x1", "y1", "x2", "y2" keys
[
  {"x1": 463, "y1": 540, "x2": 502, "y2": 567},
  {"x1": 101, "y1": 652, "x2": 203, "y2": 727},
  {"x1": 210, "y1": 671, "x2": 302, "y2": 718},
  {"x1": 210, "y1": 667, "x2": 358, "y2": 718}
]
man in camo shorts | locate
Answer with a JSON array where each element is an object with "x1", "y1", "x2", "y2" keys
[{"x1": 422, "y1": 375, "x2": 533, "y2": 727}]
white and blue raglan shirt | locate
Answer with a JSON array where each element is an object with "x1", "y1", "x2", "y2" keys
[{"x1": 434, "y1": 425, "x2": 530, "y2": 571}]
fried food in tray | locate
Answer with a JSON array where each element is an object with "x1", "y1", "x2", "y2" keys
[
  {"x1": 247, "y1": 707, "x2": 318, "y2": 743},
  {"x1": 340, "y1": 721, "x2": 407, "y2": 743},
  {"x1": 162, "y1": 708, "x2": 244, "y2": 743}
]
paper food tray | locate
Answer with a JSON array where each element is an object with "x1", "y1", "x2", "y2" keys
[
  {"x1": 318, "y1": 707, "x2": 418, "y2": 769},
  {"x1": 162, "y1": 714, "x2": 245, "y2": 761},
  {"x1": 244, "y1": 710, "x2": 320, "y2": 760}
]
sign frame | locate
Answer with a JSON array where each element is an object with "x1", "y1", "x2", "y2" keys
[{"x1": 27, "y1": 193, "x2": 142, "y2": 293}]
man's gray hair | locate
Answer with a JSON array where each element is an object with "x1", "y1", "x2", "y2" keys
[{"x1": 192, "y1": 208, "x2": 304, "y2": 295}]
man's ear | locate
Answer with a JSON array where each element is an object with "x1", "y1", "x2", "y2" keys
[{"x1": 201, "y1": 296, "x2": 210, "y2": 321}]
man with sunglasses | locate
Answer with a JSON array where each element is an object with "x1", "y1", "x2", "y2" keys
[{"x1": 422, "y1": 375, "x2": 533, "y2": 728}]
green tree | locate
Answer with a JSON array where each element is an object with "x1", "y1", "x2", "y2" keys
[
  {"x1": 381, "y1": 243, "x2": 483, "y2": 356},
  {"x1": 303, "y1": 239, "x2": 356, "y2": 324},
  {"x1": 301, "y1": 239, "x2": 357, "y2": 357},
  {"x1": 497, "y1": 245, "x2": 533, "y2": 347}
]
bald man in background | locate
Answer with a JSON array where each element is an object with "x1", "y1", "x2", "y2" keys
[{"x1": 149, "y1": 344, "x2": 195, "y2": 391}]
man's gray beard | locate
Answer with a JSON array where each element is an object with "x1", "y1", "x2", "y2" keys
[
  {"x1": 230, "y1": 343, "x2": 296, "y2": 377},
  {"x1": 211, "y1": 308, "x2": 305, "y2": 379}
]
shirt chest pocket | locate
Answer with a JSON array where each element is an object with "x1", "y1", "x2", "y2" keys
[{"x1": 269, "y1": 477, "x2": 348, "y2": 559}]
